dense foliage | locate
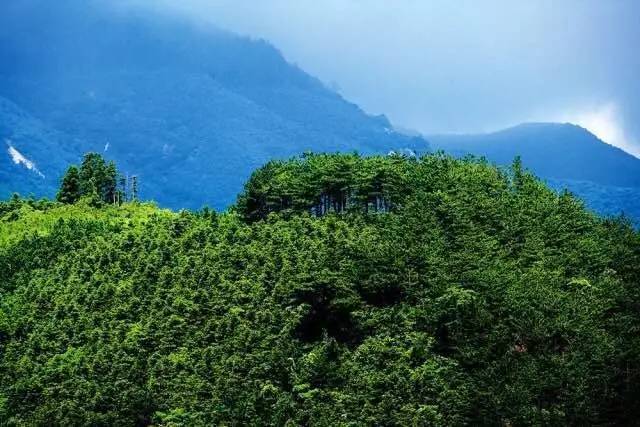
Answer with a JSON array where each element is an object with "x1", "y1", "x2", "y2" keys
[
  {"x1": 430, "y1": 123, "x2": 640, "y2": 225},
  {"x1": 57, "y1": 153, "x2": 124, "y2": 205},
  {"x1": 1, "y1": 153, "x2": 639, "y2": 425}
]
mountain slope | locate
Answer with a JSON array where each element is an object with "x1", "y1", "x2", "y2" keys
[
  {"x1": 0, "y1": 97, "x2": 78, "y2": 197},
  {"x1": 430, "y1": 123, "x2": 640, "y2": 221},
  {"x1": 0, "y1": 0, "x2": 425, "y2": 209}
]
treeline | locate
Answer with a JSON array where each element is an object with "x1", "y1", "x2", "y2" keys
[
  {"x1": 57, "y1": 153, "x2": 138, "y2": 205},
  {"x1": 0, "y1": 153, "x2": 639, "y2": 425},
  {"x1": 237, "y1": 152, "x2": 413, "y2": 221},
  {"x1": 236, "y1": 153, "x2": 532, "y2": 223}
]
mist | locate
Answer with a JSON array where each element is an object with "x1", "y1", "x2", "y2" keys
[{"x1": 119, "y1": 0, "x2": 640, "y2": 156}]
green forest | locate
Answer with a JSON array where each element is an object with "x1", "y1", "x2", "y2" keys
[{"x1": 1, "y1": 152, "x2": 639, "y2": 425}]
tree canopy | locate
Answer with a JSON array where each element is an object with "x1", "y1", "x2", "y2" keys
[
  {"x1": 57, "y1": 153, "x2": 121, "y2": 205},
  {"x1": 1, "y1": 152, "x2": 639, "y2": 425}
]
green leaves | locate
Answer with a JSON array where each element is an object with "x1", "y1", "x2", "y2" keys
[
  {"x1": 236, "y1": 152, "x2": 414, "y2": 221},
  {"x1": 1, "y1": 152, "x2": 639, "y2": 424},
  {"x1": 57, "y1": 153, "x2": 122, "y2": 206},
  {"x1": 56, "y1": 166, "x2": 81, "y2": 204}
]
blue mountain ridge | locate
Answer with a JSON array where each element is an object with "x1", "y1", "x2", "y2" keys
[{"x1": 0, "y1": 0, "x2": 425, "y2": 209}]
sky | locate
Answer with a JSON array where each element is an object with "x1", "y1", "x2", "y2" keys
[{"x1": 125, "y1": 0, "x2": 640, "y2": 156}]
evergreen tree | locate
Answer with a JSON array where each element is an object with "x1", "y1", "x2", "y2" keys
[
  {"x1": 58, "y1": 153, "x2": 120, "y2": 204},
  {"x1": 104, "y1": 161, "x2": 118, "y2": 204},
  {"x1": 56, "y1": 165, "x2": 81, "y2": 204},
  {"x1": 512, "y1": 155, "x2": 524, "y2": 190},
  {"x1": 118, "y1": 173, "x2": 127, "y2": 204},
  {"x1": 78, "y1": 152, "x2": 117, "y2": 203}
]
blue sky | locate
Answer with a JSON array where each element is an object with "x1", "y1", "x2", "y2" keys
[{"x1": 126, "y1": 1, "x2": 640, "y2": 156}]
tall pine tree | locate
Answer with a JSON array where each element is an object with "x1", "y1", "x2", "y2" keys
[
  {"x1": 56, "y1": 165, "x2": 81, "y2": 204},
  {"x1": 57, "y1": 153, "x2": 120, "y2": 205}
]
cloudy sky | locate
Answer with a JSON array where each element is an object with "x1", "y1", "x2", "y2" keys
[{"x1": 125, "y1": 0, "x2": 639, "y2": 156}]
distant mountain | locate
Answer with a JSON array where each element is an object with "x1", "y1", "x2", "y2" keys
[
  {"x1": 430, "y1": 123, "x2": 640, "y2": 222},
  {"x1": 0, "y1": 97, "x2": 78, "y2": 197},
  {"x1": 3, "y1": 3, "x2": 636, "y2": 221},
  {"x1": 0, "y1": 0, "x2": 425, "y2": 209}
]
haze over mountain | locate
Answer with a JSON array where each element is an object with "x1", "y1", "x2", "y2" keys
[
  {"x1": 0, "y1": 0, "x2": 424, "y2": 209},
  {"x1": 0, "y1": 97, "x2": 78, "y2": 197},
  {"x1": 146, "y1": 1, "x2": 640, "y2": 157}
]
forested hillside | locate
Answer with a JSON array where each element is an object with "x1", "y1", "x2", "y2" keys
[{"x1": 1, "y1": 153, "x2": 639, "y2": 425}]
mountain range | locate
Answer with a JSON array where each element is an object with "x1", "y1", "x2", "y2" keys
[
  {"x1": 0, "y1": 0, "x2": 424, "y2": 209},
  {"x1": 1, "y1": 0, "x2": 639, "y2": 222}
]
